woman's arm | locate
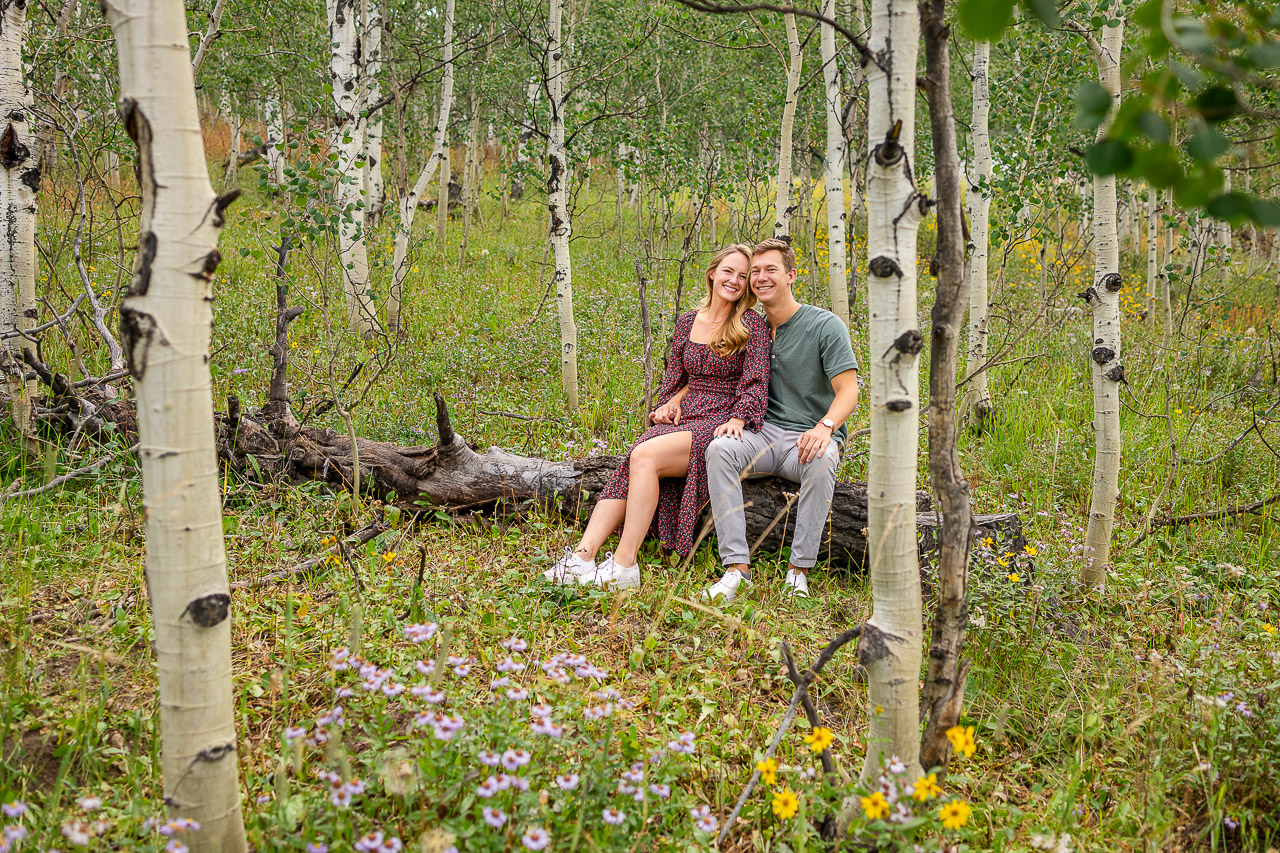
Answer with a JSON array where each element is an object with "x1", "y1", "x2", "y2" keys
[
  {"x1": 651, "y1": 384, "x2": 689, "y2": 424},
  {"x1": 652, "y1": 312, "x2": 693, "y2": 409},
  {"x1": 727, "y1": 317, "x2": 772, "y2": 431}
]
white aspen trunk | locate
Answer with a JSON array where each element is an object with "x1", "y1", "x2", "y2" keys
[
  {"x1": 190, "y1": 0, "x2": 228, "y2": 78},
  {"x1": 547, "y1": 0, "x2": 578, "y2": 412},
  {"x1": 39, "y1": 0, "x2": 76, "y2": 172},
  {"x1": 265, "y1": 91, "x2": 285, "y2": 186},
  {"x1": 362, "y1": 0, "x2": 385, "y2": 220},
  {"x1": 821, "y1": 0, "x2": 848, "y2": 326},
  {"x1": 328, "y1": 0, "x2": 376, "y2": 337},
  {"x1": 1129, "y1": 183, "x2": 1140, "y2": 248},
  {"x1": 860, "y1": 0, "x2": 925, "y2": 782},
  {"x1": 0, "y1": 0, "x2": 37, "y2": 443},
  {"x1": 101, "y1": 1, "x2": 246, "y2": 848},
  {"x1": 436, "y1": 145, "x2": 451, "y2": 249},
  {"x1": 460, "y1": 97, "x2": 480, "y2": 260},
  {"x1": 511, "y1": 77, "x2": 538, "y2": 199},
  {"x1": 387, "y1": 0, "x2": 453, "y2": 334},
  {"x1": 221, "y1": 93, "x2": 240, "y2": 189},
  {"x1": 774, "y1": 12, "x2": 802, "y2": 237},
  {"x1": 1081, "y1": 12, "x2": 1125, "y2": 587},
  {"x1": 963, "y1": 39, "x2": 992, "y2": 423},
  {"x1": 1146, "y1": 186, "x2": 1158, "y2": 312},
  {"x1": 1217, "y1": 171, "x2": 1232, "y2": 249}
]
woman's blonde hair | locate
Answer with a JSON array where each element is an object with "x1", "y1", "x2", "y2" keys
[{"x1": 698, "y1": 243, "x2": 756, "y2": 358}]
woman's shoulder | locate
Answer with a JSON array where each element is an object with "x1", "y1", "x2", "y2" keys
[
  {"x1": 678, "y1": 308, "x2": 700, "y2": 327},
  {"x1": 743, "y1": 309, "x2": 769, "y2": 332}
]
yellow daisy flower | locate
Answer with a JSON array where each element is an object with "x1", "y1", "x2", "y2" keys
[
  {"x1": 939, "y1": 799, "x2": 972, "y2": 829},
  {"x1": 1263, "y1": 623, "x2": 1276, "y2": 635},
  {"x1": 945, "y1": 725, "x2": 976, "y2": 759},
  {"x1": 860, "y1": 791, "x2": 890, "y2": 820},
  {"x1": 756, "y1": 757, "x2": 778, "y2": 786},
  {"x1": 1008, "y1": 573, "x2": 1021, "y2": 583},
  {"x1": 803, "y1": 727, "x2": 834, "y2": 753},
  {"x1": 382, "y1": 551, "x2": 397, "y2": 564},
  {"x1": 1024, "y1": 545, "x2": 1038, "y2": 556},
  {"x1": 912, "y1": 773, "x2": 943, "y2": 801},
  {"x1": 771, "y1": 788, "x2": 799, "y2": 820}
]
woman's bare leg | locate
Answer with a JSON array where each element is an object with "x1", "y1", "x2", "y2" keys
[
  {"x1": 574, "y1": 499, "x2": 627, "y2": 561},
  {"x1": 612, "y1": 431, "x2": 693, "y2": 567}
]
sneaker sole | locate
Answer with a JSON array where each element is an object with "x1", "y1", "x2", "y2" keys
[{"x1": 602, "y1": 573, "x2": 641, "y2": 590}]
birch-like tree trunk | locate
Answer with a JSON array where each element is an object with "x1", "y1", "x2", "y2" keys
[
  {"x1": 190, "y1": 0, "x2": 228, "y2": 78},
  {"x1": 265, "y1": 91, "x2": 285, "y2": 186},
  {"x1": 1080, "y1": 10, "x2": 1125, "y2": 587},
  {"x1": 362, "y1": 0, "x2": 385, "y2": 221},
  {"x1": 102, "y1": 0, "x2": 246, "y2": 848},
  {"x1": 1145, "y1": 186, "x2": 1158, "y2": 314},
  {"x1": 0, "y1": 0, "x2": 37, "y2": 445},
  {"x1": 859, "y1": 0, "x2": 925, "y2": 782},
  {"x1": 386, "y1": 0, "x2": 453, "y2": 334},
  {"x1": 773, "y1": 12, "x2": 801, "y2": 238},
  {"x1": 327, "y1": 0, "x2": 377, "y2": 337},
  {"x1": 547, "y1": 0, "x2": 578, "y2": 412},
  {"x1": 1216, "y1": 170, "x2": 1232, "y2": 249},
  {"x1": 39, "y1": 0, "x2": 76, "y2": 172},
  {"x1": 820, "y1": 0, "x2": 848, "y2": 326},
  {"x1": 221, "y1": 93, "x2": 240, "y2": 189},
  {"x1": 510, "y1": 78, "x2": 538, "y2": 199},
  {"x1": 963, "y1": 39, "x2": 993, "y2": 425}
]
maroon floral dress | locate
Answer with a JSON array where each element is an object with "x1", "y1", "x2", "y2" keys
[{"x1": 600, "y1": 309, "x2": 771, "y2": 555}]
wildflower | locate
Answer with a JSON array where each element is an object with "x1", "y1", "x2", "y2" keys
[
  {"x1": 493, "y1": 774, "x2": 515, "y2": 791},
  {"x1": 522, "y1": 827, "x2": 551, "y2": 850},
  {"x1": 555, "y1": 773, "x2": 580, "y2": 791},
  {"x1": 860, "y1": 791, "x2": 890, "y2": 820},
  {"x1": 887, "y1": 755, "x2": 906, "y2": 774},
  {"x1": 507, "y1": 687, "x2": 531, "y2": 701},
  {"x1": 482, "y1": 807, "x2": 507, "y2": 829},
  {"x1": 476, "y1": 778, "x2": 500, "y2": 798},
  {"x1": 530, "y1": 703, "x2": 553, "y2": 719},
  {"x1": 478, "y1": 750, "x2": 502, "y2": 767},
  {"x1": 354, "y1": 833, "x2": 384, "y2": 852},
  {"x1": 381, "y1": 681, "x2": 405, "y2": 698},
  {"x1": 404, "y1": 623, "x2": 437, "y2": 643},
  {"x1": 490, "y1": 676, "x2": 511, "y2": 690},
  {"x1": 1225, "y1": 816, "x2": 1239, "y2": 830},
  {"x1": 3, "y1": 826, "x2": 27, "y2": 843},
  {"x1": 803, "y1": 727, "x2": 834, "y2": 753},
  {"x1": 501, "y1": 636, "x2": 528, "y2": 652},
  {"x1": 668, "y1": 731, "x2": 696, "y2": 754},
  {"x1": 166, "y1": 841, "x2": 189, "y2": 853},
  {"x1": 1, "y1": 804, "x2": 25, "y2": 819},
  {"x1": 502, "y1": 748, "x2": 533, "y2": 771},
  {"x1": 76, "y1": 797, "x2": 102, "y2": 812},
  {"x1": 256, "y1": 794, "x2": 272, "y2": 804},
  {"x1": 61, "y1": 820, "x2": 92, "y2": 846},
  {"x1": 593, "y1": 687, "x2": 621, "y2": 701},
  {"x1": 649, "y1": 783, "x2": 671, "y2": 799},
  {"x1": 1263, "y1": 623, "x2": 1276, "y2": 635},
  {"x1": 411, "y1": 686, "x2": 446, "y2": 703},
  {"x1": 695, "y1": 814, "x2": 719, "y2": 833},
  {"x1": 981, "y1": 537, "x2": 994, "y2": 548},
  {"x1": 756, "y1": 757, "x2": 779, "y2": 786},
  {"x1": 997, "y1": 556, "x2": 1011, "y2": 568},
  {"x1": 382, "y1": 552, "x2": 397, "y2": 564},
  {"x1": 945, "y1": 725, "x2": 976, "y2": 759},
  {"x1": 531, "y1": 719, "x2": 564, "y2": 738},
  {"x1": 939, "y1": 799, "x2": 972, "y2": 829},
  {"x1": 583, "y1": 704, "x2": 614, "y2": 720},
  {"x1": 1008, "y1": 573, "x2": 1022, "y2": 583},
  {"x1": 306, "y1": 845, "x2": 330, "y2": 853},
  {"x1": 772, "y1": 788, "x2": 800, "y2": 820},
  {"x1": 601, "y1": 807, "x2": 625, "y2": 826},
  {"x1": 317, "y1": 706, "x2": 345, "y2": 729},
  {"x1": 913, "y1": 773, "x2": 943, "y2": 801},
  {"x1": 1024, "y1": 545, "x2": 1038, "y2": 556},
  {"x1": 285, "y1": 725, "x2": 308, "y2": 742},
  {"x1": 497, "y1": 657, "x2": 526, "y2": 673}
]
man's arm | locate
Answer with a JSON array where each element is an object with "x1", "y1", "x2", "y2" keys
[{"x1": 795, "y1": 369, "x2": 860, "y2": 463}]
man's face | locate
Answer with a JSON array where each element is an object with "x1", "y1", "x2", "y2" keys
[{"x1": 750, "y1": 249, "x2": 796, "y2": 306}]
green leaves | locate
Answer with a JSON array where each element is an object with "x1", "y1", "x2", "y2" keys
[
  {"x1": 1086, "y1": 140, "x2": 1132, "y2": 176},
  {"x1": 1184, "y1": 122, "x2": 1229, "y2": 163},
  {"x1": 1073, "y1": 82, "x2": 1112, "y2": 131},
  {"x1": 958, "y1": 0, "x2": 1014, "y2": 41},
  {"x1": 1192, "y1": 86, "x2": 1241, "y2": 123}
]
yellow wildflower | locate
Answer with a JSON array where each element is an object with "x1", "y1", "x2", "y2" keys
[
  {"x1": 804, "y1": 727, "x2": 834, "y2": 753},
  {"x1": 1024, "y1": 545, "x2": 1038, "y2": 556},
  {"x1": 939, "y1": 799, "x2": 972, "y2": 829},
  {"x1": 1263, "y1": 623, "x2": 1276, "y2": 635},
  {"x1": 981, "y1": 536, "x2": 994, "y2": 548},
  {"x1": 1008, "y1": 573, "x2": 1021, "y2": 583},
  {"x1": 860, "y1": 791, "x2": 890, "y2": 820},
  {"x1": 771, "y1": 788, "x2": 799, "y2": 820},
  {"x1": 945, "y1": 725, "x2": 976, "y2": 759},
  {"x1": 996, "y1": 556, "x2": 1010, "y2": 568},
  {"x1": 382, "y1": 552, "x2": 397, "y2": 564},
  {"x1": 912, "y1": 773, "x2": 943, "y2": 801},
  {"x1": 756, "y1": 758, "x2": 778, "y2": 786}
]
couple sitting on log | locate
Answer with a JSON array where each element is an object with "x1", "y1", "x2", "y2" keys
[{"x1": 545, "y1": 238, "x2": 861, "y2": 601}]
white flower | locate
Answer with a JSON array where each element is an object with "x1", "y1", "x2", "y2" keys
[
  {"x1": 501, "y1": 636, "x2": 528, "y2": 652},
  {"x1": 521, "y1": 827, "x2": 550, "y2": 850},
  {"x1": 404, "y1": 623, "x2": 438, "y2": 643},
  {"x1": 76, "y1": 797, "x2": 102, "y2": 812},
  {"x1": 555, "y1": 773, "x2": 580, "y2": 791}
]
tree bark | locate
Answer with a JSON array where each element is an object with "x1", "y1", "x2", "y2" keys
[
  {"x1": 919, "y1": 0, "x2": 974, "y2": 775},
  {"x1": 1145, "y1": 185, "x2": 1158, "y2": 315},
  {"x1": 327, "y1": 0, "x2": 377, "y2": 337},
  {"x1": 221, "y1": 93, "x2": 240, "y2": 189},
  {"x1": 547, "y1": 0, "x2": 579, "y2": 412},
  {"x1": 388, "y1": 0, "x2": 454, "y2": 335},
  {"x1": 265, "y1": 91, "x2": 285, "y2": 186},
  {"x1": 774, "y1": 12, "x2": 802, "y2": 238},
  {"x1": 859, "y1": 0, "x2": 926, "y2": 783},
  {"x1": 362, "y1": 0, "x2": 386, "y2": 222},
  {"x1": 820, "y1": 0, "x2": 849, "y2": 327},
  {"x1": 963, "y1": 39, "x2": 993, "y2": 426},
  {"x1": 101, "y1": 0, "x2": 246, "y2": 847},
  {"x1": 1080, "y1": 9, "x2": 1125, "y2": 587},
  {"x1": 510, "y1": 78, "x2": 538, "y2": 199},
  {"x1": 0, "y1": 0, "x2": 38, "y2": 447},
  {"x1": 190, "y1": 0, "x2": 228, "y2": 78}
]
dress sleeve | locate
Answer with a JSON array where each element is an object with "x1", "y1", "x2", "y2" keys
[
  {"x1": 654, "y1": 311, "x2": 693, "y2": 407},
  {"x1": 729, "y1": 313, "x2": 772, "y2": 431}
]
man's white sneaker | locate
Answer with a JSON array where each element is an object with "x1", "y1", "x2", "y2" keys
[
  {"x1": 543, "y1": 547, "x2": 595, "y2": 584},
  {"x1": 585, "y1": 553, "x2": 642, "y2": 590},
  {"x1": 783, "y1": 569, "x2": 811, "y2": 599},
  {"x1": 704, "y1": 569, "x2": 752, "y2": 603}
]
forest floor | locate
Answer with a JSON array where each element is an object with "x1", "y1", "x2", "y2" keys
[{"x1": 3, "y1": 178, "x2": 1280, "y2": 852}]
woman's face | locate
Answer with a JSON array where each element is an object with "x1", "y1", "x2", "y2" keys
[{"x1": 710, "y1": 252, "x2": 750, "y2": 304}]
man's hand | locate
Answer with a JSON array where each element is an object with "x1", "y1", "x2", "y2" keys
[
  {"x1": 796, "y1": 423, "x2": 834, "y2": 463},
  {"x1": 714, "y1": 417, "x2": 746, "y2": 440},
  {"x1": 651, "y1": 401, "x2": 682, "y2": 425}
]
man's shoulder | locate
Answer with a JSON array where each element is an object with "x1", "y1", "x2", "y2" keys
[{"x1": 797, "y1": 304, "x2": 850, "y2": 336}]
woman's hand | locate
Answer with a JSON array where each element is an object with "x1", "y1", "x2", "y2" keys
[
  {"x1": 651, "y1": 401, "x2": 682, "y2": 425},
  {"x1": 714, "y1": 418, "x2": 745, "y2": 440}
]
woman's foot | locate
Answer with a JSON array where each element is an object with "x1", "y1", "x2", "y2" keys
[
  {"x1": 543, "y1": 547, "x2": 595, "y2": 584},
  {"x1": 585, "y1": 553, "x2": 641, "y2": 589}
]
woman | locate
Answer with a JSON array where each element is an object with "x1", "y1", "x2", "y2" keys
[{"x1": 544, "y1": 244, "x2": 771, "y2": 588}]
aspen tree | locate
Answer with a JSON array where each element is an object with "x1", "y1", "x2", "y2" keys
[
  {"x1": 221, "y1": 93, "x2": 240, "y2": 189},
  {"x1": 1079, "y1": 7, "x2": 1125, "y2": 587},
  {"x1": 362, "y1": 0, "x2": 386, "y2": 220},
  {"x1": 1146, "y1": 186, "x2": 1158, "y2": 314},
  {"x1": 327, "y1": 0, "x2": 377, "y2": 337},
  {"x1": 101, "y1": 0, "x2": 246, "y2": 848},
  {"x1": 547, "y1": 0, "x2": 578, "y2": 411},
  {"x1": 774, "y1": 12, "x2": 801, "y2": 238},
  {"x1": 387, "y1": 0, "x2": 454, "y2": 334},
  {"x1": 860, "y1": 0, "x2": 926, "y2": 780},
  {"x1": 820, "y1": 0, "x2": 848, "y2": 326},
  {"x1": 0, "y1": 0, "x2": 37, "y2": 445},
  {"x1": 510, "y1": 78, "x2": 538, "y2": 199},
  {"x1": 265, "y1": 91, "x2": 285, "y2": 186},
  {"x1": 963, "y1": 39, "x2": 993, "y2": 425}
]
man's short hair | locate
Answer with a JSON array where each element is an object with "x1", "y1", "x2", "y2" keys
[{"x1": 751, "y1": 237, "x2": 795, "y2": 273}]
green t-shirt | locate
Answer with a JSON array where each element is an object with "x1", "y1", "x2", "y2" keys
[{"x1": 764, "y1": 304, "x2": 860, "y2": 442}]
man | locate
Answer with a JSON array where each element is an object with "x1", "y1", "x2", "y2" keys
[{"x1": 703, "y1": 237, "x2": 860, "y2": 601}]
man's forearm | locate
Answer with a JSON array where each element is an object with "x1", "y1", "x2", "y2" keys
[{"x1": 823, "y1": 372, "x2": 860, "y2": 428}]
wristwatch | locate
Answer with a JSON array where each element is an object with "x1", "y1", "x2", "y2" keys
[{"x1": 820, "y1": 418, "x2": 835, "y2": 430}]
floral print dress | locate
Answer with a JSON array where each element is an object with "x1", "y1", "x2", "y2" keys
[{"x1": 599, "y1": 309, "x2": 771, "y2": 555}]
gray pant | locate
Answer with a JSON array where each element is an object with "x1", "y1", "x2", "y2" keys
[{"x1": 705, "y1": 421, "x2": 840, "y2": 569}]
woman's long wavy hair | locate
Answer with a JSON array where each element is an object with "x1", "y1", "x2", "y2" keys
[{"x1": 697, "y1": 244, "x2": 756, "y2": 358}]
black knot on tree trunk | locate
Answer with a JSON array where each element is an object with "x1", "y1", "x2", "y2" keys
[
  {"x1": 893, "y1": 330, "x2": 924, "y2": 355},
  {"x1": 868, "y1": 255, "x2": 902, "y2": 279},
  {"x1": 1101, "y1": 272, "x2": 1123, "y2": 292},
  {"x1": 1091, "y1": 346, "x2": 1116, "y2": 366},
  {"x1": 1104, "y1": 364, "x2": 1126, "y2": 383},
  {"x1": 886, "y1": 399, "x2": 913, "y2": 412},
  {"x1": 874, "y1": 120, "x2": 905, "y2": 166},
  {"x1": 184, "y1": 593, "x2": 231, "y2": 628},
  {"x1": 1076, "y1": 286, "x2": 1098, "y2": 305}
]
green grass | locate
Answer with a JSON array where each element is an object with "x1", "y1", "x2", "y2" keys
[{"x1": 3, "y1": 166, "x2": 1279, "y2": 852}]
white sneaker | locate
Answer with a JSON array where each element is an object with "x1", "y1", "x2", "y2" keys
[
  {"x1": 784, "y1": 569, "x2": 810, "y2": 599},
  {"x1": 585, "y1": 553, "x2": 642, "y2": 590},
  {"x1": 704, "y1": 568, "x2": 752, "y2": 603},
  {"x1": 543, "y1": 547, "x2": 595, "y2": 584}
]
